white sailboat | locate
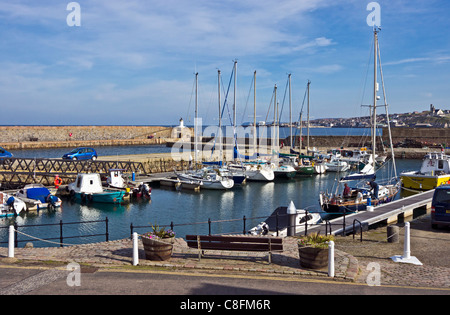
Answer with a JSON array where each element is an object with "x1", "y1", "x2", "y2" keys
[{"x1": 319, "y1": 27, "x2": 400, "y2": 213}]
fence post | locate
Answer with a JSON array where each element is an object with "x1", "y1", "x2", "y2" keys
[
  {"x1": 287, "y1": 201, "x2": 296, "y2": 237},
  {"x1": 130, "y1": 223, "x2": 134, "y2": 239},
  {"x1": 243, "y1": 216, "x2": 246, "y2": 235},
  {"x1": 328, "y1": 240, "x2": 335, "y2": 278},
  {"x1": 403, "y1": 222, "x2": 411, "y2": 259},
  {"x1": 208, "y1": 218, "x2": 211, "y2": 236},
  {"x1": 105, "y1": 217, "x2": 109, "y2": 242},
  {"x1": 132, "y1": 232, "x2": 139, "y2": 266},
  {"x1": 14, "y1": 222, "x2": 18, "y2": 248},
  {"x1": 60, "y1": 220, "x2": 64, "y2": 248},
  {"x1": 8, "y1": 225, "x2": 14, "y2": 258}
]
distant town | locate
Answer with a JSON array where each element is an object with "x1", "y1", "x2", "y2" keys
[{"x1": 306, "y1": 104, "x2": 450, "y2": 129}]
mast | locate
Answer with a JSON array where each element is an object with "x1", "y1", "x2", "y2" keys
[
  {"x1": 233, "y1": 60, "x2": 237, "y2": 130},
  {"x1": 289, "y1": 74, "x2": 292, "y2": 149},
  {"x1": 307, "y1": 80, "x2": 311, "y2": 154},
  {"x1": 274, "y1": 84, "x2": 277, "y2": 158},
  {"x1": 253, "y1": 71, "x2": 257, "y2": 156},
  {"x1": 372, "y1": 28, "x2": 378, "y2": 166},
  {"x1": 218, "y1": 70, "x2": 222, "y2": 163},
  {"x1": 194, "y1": 72, "x2": 199, "y2": 168}
]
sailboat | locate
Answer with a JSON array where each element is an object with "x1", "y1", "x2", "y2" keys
[
  {"x1": 272, "y1": 80, "x2": 297, "y2": 179},
  {"x1": 229, "y1": 64, "x2": 275, "y2": 182},
  {"x1": 175, "y1": 72, "x2": 235, "y2": 190},
  {"x1": 319, "y1": 27, "x2": 400, "y2": 213}
]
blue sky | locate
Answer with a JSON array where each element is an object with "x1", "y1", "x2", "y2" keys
[{"x1": 0, "y1": 0, "x2": 449, "y2": 125}]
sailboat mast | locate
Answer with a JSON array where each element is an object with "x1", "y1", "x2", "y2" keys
[
  {"x1": 233, "y1": 60, "x2": 237, "y2": 130},
  {"x1": 373, "y1": 28, "x2": 378, "y2": 165},
  {"x1": 218, "y1": 70, "x2": 222, "y2": 163},
  {"x1": 194, "y1": 72, "x2": 199, "y2": 168},
  {"x1": 253, "y1": 71, "x2": 257, "y2": 156},
  {"x1": 289, "y1": 74, "x2": 292, "y2": 149},
  {"x1": 274, "y1": 84, "x2": 277, "y2": 156},
  {"x1": 307, "y1": 80, "x2": 310, "y2": 154}
]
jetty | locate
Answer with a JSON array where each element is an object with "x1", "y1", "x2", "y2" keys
[{"x1": 307, "y1": 190, "x2": 434, "y2": 236}]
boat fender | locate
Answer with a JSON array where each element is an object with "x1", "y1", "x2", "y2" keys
[{"x1": 356, "y1": 192, "x2": 363, "y2": 204}]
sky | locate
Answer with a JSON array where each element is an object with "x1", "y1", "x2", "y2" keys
[{"x1": 0, "y1": 0, "x2": 449, "y2": 126}]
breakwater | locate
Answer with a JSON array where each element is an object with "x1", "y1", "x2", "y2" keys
[{"x1": 0, "y1": 126, "x2": 173, "y2": 149}]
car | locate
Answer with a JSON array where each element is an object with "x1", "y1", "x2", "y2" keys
[
  {"x1": 431, "y1": 184, "x2": 450, "y2": 229},
  {"x1": 62, "y1": 147, "x2": 98, "y2": 161},
  {"x1": 0, "y1": 146, "x2": 13, "y2": 158}
]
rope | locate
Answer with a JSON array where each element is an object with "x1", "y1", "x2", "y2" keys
[{"x1": 14, "y1": 229, "x2": 78, "y2": 247}]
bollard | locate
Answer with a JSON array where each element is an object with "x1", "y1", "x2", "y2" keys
[
  {"x1": 403, "y1": 222, "x2": 411, "y2": 259},
  {"x1": 328, "y1": 241, "x2": 335, "y2": 278},
  {"x1": 387, "y1": 225, "x2": 399, "y2": 243},
  {"x1": 133, "y1": 232, "x2": 139, "y2": 266},
  {"x1": 287, "y1": 201, "x2": 297, "y2": 237},
  {"x1": 8, "y1": 225, "x2": 14, "y2": 258}
]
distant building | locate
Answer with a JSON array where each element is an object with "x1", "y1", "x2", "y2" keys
[{"x1": 171, "y1": 118, "x2": 191, "y2": 140}]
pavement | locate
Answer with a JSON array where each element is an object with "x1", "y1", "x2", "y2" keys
[{"x1": 1, "y1": 214, "x2": 449, "y2": 293}]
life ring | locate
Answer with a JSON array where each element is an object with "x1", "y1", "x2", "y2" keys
[{"x1": 54, "y1": 176, "x2": 62, "y2": 188}]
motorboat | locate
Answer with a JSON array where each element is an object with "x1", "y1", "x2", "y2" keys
[
  {"x1": 400, "y1": 152, "x2": 450, "y2": 190},
  {"x1": 175, "y1": 168, "x2": 234, "y2": 190},
  {"x1": 68, "y1": 173, "x2": 125, "y2": 203},
  {"x1": 324, "y1": 159, "x2": 350, "y2": 172},
  {"x1": 106, "y1": 169, "x2": 151, "y2": 199},
  {"x1": 0, "y1": 192, "x2": 26, "y2": 217},
  {"x1": 16, "y1": 183, "x2": 62, "y2": 210},
  {"x1": 249, "y1": 205, "x2": 322, "y2": 236}
]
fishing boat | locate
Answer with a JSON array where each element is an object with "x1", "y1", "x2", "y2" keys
[
  {"x1": 68, "y1": 173, "x2": 125, "y2": 204},
  {"x1": 319, "y1": 27, "x2": 400, "y2": 213},
  {"x1": 400, "y1": 152, "x2": 450, "y2": 190},
  {"x1": 106, "y1": 169, "x2": 151, "y2": 198},
  {"x1": 248, "y1": 205, "x2": 321, "y2": 236},
  {"x1": 0, "y1": 192, "x2": 26, "y2": 217},
  {"x1": 16, "y1": 184, "x2": 62, "y2": 210}
]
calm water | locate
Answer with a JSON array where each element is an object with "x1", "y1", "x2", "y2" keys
[{"x1": 0, "y1": 150, "x2": 421, "y2": 247}]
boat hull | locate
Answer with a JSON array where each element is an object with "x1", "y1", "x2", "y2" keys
[
  {"x1": 74, "y1": 190, "x2": 125, "y2": 204},
  {"x1": 296, "y1": 166, "x2": 314, "y2": 175},
  {"x1": 401, "y1": 172, "x2": 450, "y2": 191}
]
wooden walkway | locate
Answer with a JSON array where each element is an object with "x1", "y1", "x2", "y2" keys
[{"x1": 308, "y1": 189, "x2": 435, "y2": 236}]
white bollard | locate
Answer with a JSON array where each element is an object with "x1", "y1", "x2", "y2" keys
[
  {"x1": 8, "y1": 225, "x2": 14, "y2": 258},
  {"x1": 132, "y1": 232, "x2": 139, "y2": 266},
  {"x1": 328, "y1": 241, "x2": 335, "y2": 278},
  {"x1": 403, "y1": 222, "x2": 411, "y2": 259}
]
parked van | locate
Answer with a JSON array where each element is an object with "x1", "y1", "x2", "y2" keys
[{"x1": 431, "y1": 185, "x2": 450, "y2": 229}]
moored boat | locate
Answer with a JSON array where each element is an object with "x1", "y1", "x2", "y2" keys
[
  {"x1": 68, "y1": 173, "x2": 125, "y2": 204},
  {"x1": 16, "y1": 183, "x2": 62, "y2": 210},
  {"x1": 0, "y1": 192, "x2": 26, "y2": 217},
  {"x1": 400, "y1": 152, "x2": 450, "y2": 190}
]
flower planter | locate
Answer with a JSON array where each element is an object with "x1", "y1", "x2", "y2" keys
[
  {"x1": 142, "y1": 237, "x2": 175, "y2": 261},
  {"x1": 298, "y1": 245, "x2": 329, "y2": 269}
]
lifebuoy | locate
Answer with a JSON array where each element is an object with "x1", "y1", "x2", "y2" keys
[{"x1": 54, "y1": 176, "x2": 62, "y2": 188}]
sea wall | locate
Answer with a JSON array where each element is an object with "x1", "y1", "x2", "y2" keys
[{"x1": 0, "y1": 126, "x2": 173, "y2": 149}]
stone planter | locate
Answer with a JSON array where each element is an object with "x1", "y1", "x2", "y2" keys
[
  {"x1": 142, "y1": 237, "x2": 175, "y2": 261},
  {"x1": 298, "y1": 245, "x2": 329, "y2": 269}
]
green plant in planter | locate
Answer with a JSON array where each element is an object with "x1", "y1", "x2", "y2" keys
[
  {"x1": 298, "y1": 233, "x2": 334, "y2": 249},
  {"x1": 142, "y1": 223, "x2": 175, "y2": 240}
]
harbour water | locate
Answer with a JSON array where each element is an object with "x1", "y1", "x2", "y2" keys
[{"x1": 0, "y1": 145, "x2": 421, "y2": 247}]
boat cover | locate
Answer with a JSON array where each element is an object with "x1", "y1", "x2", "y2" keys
[{"x1": 27, "y1": 187, "x2": 51, "y2": 203}]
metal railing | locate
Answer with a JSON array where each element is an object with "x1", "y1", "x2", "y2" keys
[{"x1": 0, "y1": 218, "x2": 109, "y2": 248}]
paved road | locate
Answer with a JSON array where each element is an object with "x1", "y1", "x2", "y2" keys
[{"x1": 1, "y1": 265, "x2": 448, "y2": 297}]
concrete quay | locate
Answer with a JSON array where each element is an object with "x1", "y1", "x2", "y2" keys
[{"x1": 1, "y1": 215, "x2": 449, "y2": 290}]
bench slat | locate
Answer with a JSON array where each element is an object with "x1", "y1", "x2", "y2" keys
[
  {"x1": 186, "y1": 241, "x2": 283, "y2": 252},
  {"x1": 186, "y1": 235, "x2": 282, "y2": 244}
]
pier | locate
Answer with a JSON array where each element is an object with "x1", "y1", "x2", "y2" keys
[{"x1": 309, "y1": 189, "x2": 435, "y2": 236}]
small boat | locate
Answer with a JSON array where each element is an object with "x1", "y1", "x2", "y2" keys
[
  {"x1": 249, "y1": 205, "x2": 321, "y2": 236},
  {"x1": 106, "y1": 169, "x2": 151, "y2": 199},
  {"x1": 0, "y1": 192, "x2": 26, "y2": 217},
  {"x1": 16, "y1": 184, "x2": 62, "y2": 210},
  {"x1": 68, "y1": 173, "x2": 125, "y2": 204},
  {"x1": 324, "y1": 159, "x2": 350, "y2": 172},
  {"x1": 401, "y1": 152, "x2": 450, "y2": 190},
  {"x1": 175, "y1": 169, "x2": 234, "y2": 190},
  {"x1": 273, "y1": 165, "x2": 297, "y2": 179}
]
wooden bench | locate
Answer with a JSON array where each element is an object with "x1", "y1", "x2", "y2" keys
[{"x1": 185, "y1": 235, "x2": 283, "y2": 264}]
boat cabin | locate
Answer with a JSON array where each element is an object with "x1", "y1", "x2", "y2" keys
[
  {"x1": 71, "y1": 173, "x2": 103, "y2": 194},
  {"x1": 420, "y1": 152, "x2": 450, "y2": 175}
]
